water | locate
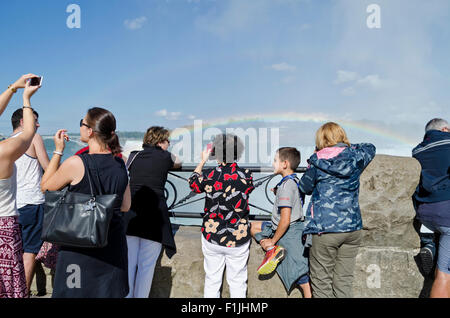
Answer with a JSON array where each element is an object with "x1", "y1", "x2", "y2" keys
[
  {"x1": 41, "y1": 135, "x2": 284, "y2": 226},
  {"x1": 40, "y1": 133, "x2": 415, "y2": 227}
]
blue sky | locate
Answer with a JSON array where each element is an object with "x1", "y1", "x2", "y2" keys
[{"x1": 0, "y1": 0, "x2": 449, "y2": 138}]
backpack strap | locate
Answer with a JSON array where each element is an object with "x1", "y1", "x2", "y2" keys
[{"x1": 278, "y1": 175, "x2": 305, "y2": 222}]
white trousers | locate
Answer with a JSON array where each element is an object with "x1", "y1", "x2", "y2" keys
[
  {"x1": 201, "y1": 235, "x2": 250, "y2": 298},
  {"x1": 126, "y1": 235, "x2": 162, "y2": 298}
]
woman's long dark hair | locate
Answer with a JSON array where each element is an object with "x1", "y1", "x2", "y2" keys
[{"x1": 86, "y1": 107, "x2": 122, "y2": 156}]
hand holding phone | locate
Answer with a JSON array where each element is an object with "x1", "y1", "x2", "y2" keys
[
  {"x1": 202, "y1": 143, "x2": 214, "y2": 163},
  {"x1": 23, "y1": 77, "x2": 42, "y2": 101}
]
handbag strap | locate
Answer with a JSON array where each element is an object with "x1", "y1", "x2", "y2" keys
[
  {"x1": 85, "y1": 153, "x2": 106, "y2": 196},
  {"x1": 78, "y1": 154, "x2": 97, "y2": 197},
  {"x1": 126, "y1": 150, "x2": 142, "y2": 171}
]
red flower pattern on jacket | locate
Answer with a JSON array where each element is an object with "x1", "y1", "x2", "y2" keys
[
  {"x1": 213, "y1": 181, "x2": 223, "y2": 191},
  {"x1": 224, "y1": 174, "x2": 238, "y2": 181},
  {"x1": 188, "y1": 162, "x2": 254, "y2": 247}
]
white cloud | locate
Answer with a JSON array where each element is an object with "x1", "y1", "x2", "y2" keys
[
  {"x1": 155, "y1": 109, "x2": 168, "y2": 117},
  {"x1": 356, "y1": 74, "x2": 383, "y2": 90},
  {"x1": 271, "y1": 62, "x2": 296, "y2": 72},
  {"x1": 155, "y1": 109, "x2": 183, "y2": 120},
  {"x1": 334, "y1": 70, "x2": 359, "y2": 84},
  {"x1": 124, "y1": 16, "x2": 147, "y2": 30},
  {"x1": 334, "y1": 70, "x2": 394, "y2": 96},
  {"x1": 328, "y1": 0, "x2": 450, "y2": 124}
]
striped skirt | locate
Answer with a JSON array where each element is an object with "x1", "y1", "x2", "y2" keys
[{"x1": 0, "y1": 216, "x2": 27, "y2": 298}]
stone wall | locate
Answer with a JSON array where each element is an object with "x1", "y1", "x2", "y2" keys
[{"x1": 150, "y1": 155, "x2": 432, "y2": 298}]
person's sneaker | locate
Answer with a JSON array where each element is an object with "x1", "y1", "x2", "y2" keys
[
  {"x1": 257, "y1": 245, "x2": 285, "y2": 275},
  {"x1": 420, "y1": 246, "x2": 434, "y2": 275}
]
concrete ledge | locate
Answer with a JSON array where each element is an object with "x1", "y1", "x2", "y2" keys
[{"x1": 150, "y1": 226, "x2": 432, "y2": 298}]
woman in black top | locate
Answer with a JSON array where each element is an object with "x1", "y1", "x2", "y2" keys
[
  {"x1": 41, "y1": 107, "x2": 131, "y2": 298},
  {"x1": 125, "y1": 126, "x2": 181, "y2": 298}
]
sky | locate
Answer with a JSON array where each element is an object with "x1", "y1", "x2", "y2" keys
[{"x1": 0, "y1": 0, "x2": 449, "y2": 148}]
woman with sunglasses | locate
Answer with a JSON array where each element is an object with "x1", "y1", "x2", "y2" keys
[
  {"x1": 75, "y1": 119, "x2": 127, "y2": 162},
  {"x1": 41, "y1": 107, "x2": 131, "y2": 298}
]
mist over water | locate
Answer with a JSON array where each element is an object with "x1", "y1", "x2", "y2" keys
[{"x1": 39, "y1": 127, "x2": 417, "y2": 227}]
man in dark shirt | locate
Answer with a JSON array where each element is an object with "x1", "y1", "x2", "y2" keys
[{"x1": 412, "y1": 118, "x2": 450, "y2": 298}]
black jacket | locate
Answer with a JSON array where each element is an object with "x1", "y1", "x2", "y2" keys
[{"x1": 126, "y1": 144, "x2": 176, "y2": 258}]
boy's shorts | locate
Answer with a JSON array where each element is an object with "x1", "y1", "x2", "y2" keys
[
  {"x1": 255, "y1": 221, "x2": 275, "y2": 242},
  {"x1": 259, "y1": 221, "x2": 310, "y2": 287},
  {"x1": 297, "y1": 274, "x2": 310, "y2": 285},
  {"x1": 256, "y1": 221, "x2": 310, "y2": 289},
  {"x1": 18, "y1": 204, "x2": 44, "y2": 254}
]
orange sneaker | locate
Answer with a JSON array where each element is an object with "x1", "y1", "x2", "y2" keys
[{"x1": 257, "y1": 245, "x2": 286, "y2": 275}]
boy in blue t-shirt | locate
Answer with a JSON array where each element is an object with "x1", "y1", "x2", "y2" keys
[{"x1": 250, "y1": 147, "x2": 311, "y2": 297}]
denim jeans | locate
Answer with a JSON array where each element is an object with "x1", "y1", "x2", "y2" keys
[{"x1": 420, "y1": 221, "x2": 450, "y2": 274}]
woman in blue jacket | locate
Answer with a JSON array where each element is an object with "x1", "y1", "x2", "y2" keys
[{"x1": 299, "y1": 122, "x2": 376, "y2": 298}]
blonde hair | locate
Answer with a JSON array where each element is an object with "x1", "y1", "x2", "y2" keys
[
  {"x1": 315, "y1": 122, "x2": 350, "y2": 151},
  {"x1": 143, "y1": 126, "x2": 170, "y2": 146}
]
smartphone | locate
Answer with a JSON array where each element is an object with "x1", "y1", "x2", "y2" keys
[
  {"x1": 29, "y1": 76, "x2": 43, "y2": 86},
  {"x1": 206, "y1": 143, "x2": 215, "y2": 157}
]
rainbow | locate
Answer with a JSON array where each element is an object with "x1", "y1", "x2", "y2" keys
[{"x1": 170, "y1": 112, "x2": 418, "y2": 146}]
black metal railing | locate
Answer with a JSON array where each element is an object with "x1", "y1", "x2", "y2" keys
[{"x1": 165, "y1": 165, "x2": 307, "y2": 222}]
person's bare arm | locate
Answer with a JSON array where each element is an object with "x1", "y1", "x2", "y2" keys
[
  {"x1": 0, "y1": 87, "x2": 16, "y2": 118},
  {"x1": 41, "y1": 129, "x2": 74, "y2": 192},
  {"x1": 0, "y1": 79, "x2": 40, "y2": 179},
  {"x1": 41, "y1": 155, "x2": 82, "y2": 192},
  {"x1": 193, "y1": 149, "x2": 211, "y2": 174},
  {"x1": 120, "y1": 184, "x2": 131, "y2": 212},
  {"x1": 33, "y1": 133, "x2": 50, "y2": 170},
  {"x1": 0, "y1": 74, "x2": 37, "y2": 117}
]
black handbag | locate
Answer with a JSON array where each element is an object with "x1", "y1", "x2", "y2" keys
[{"x1": 41, "y1": 154, "x2": 119, "y2": 248}]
